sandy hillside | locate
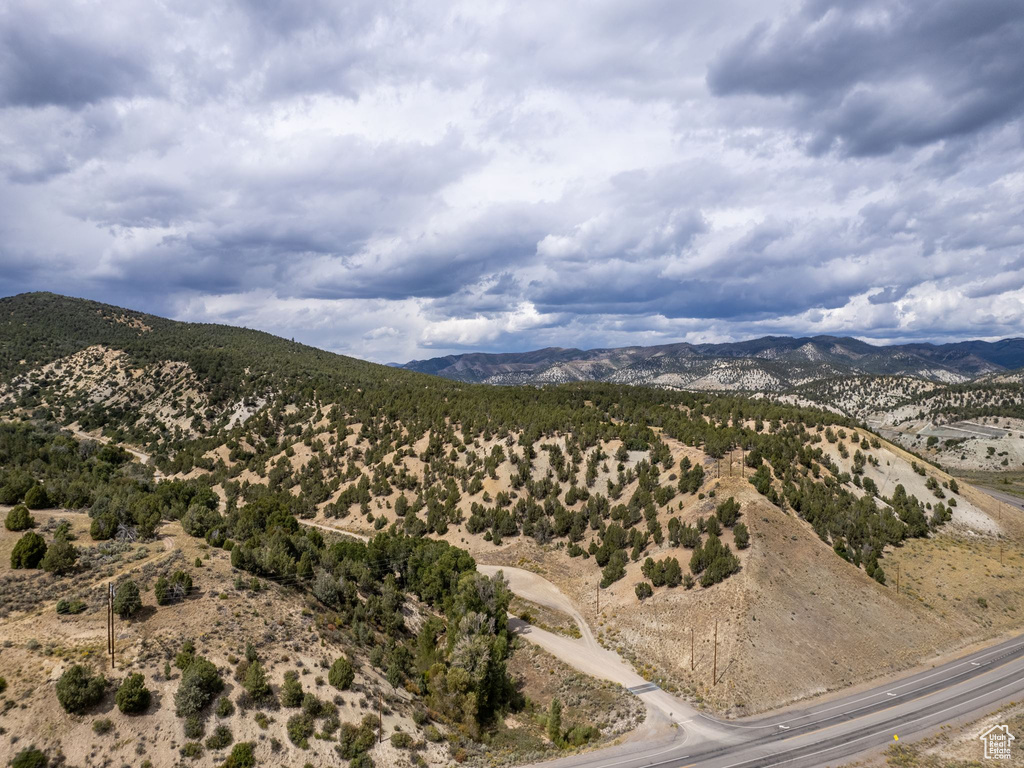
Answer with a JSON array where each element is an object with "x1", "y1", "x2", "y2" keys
[
  {"x1": 0, "y1": 507, "x2": 644, "y2": 768},
  {"x1": 304, "y1": 426, "x2": 1024, "y2": 719}
]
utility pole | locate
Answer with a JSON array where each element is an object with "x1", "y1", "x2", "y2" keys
[
  {"x1": 896, "y1": 562, "x2": 900, "y2": 595},
  {"x1": 651, "y1": 592, "x2": 667, "y2": 676},
  {"x1": 378, "y1": 692, "x2": 383, "y2": 743},
  {"x1": 107, "y1": 583, "x2": 115, "y2": 669},
  {"x1": 690, "y1": 627, "x2": 695, "y2": 671},
  {"x1": 596, "y1": 583, "x2": 599, "y2": 617},
  {"x1": 712, "y1": 620, "x2": 718, "y2": 686}
]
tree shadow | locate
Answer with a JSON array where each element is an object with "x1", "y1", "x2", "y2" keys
[{"x1": 130, "y1": 605, "x2": 158, "y2": 622}]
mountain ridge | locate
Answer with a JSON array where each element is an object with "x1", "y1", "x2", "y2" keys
[{"x1": 399, "y1": 334, "x2": 1024, "y2": 388}]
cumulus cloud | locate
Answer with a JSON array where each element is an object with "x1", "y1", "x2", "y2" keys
[{"x1": 0, "y1": 0, "x2": 1022, "y2": 362}]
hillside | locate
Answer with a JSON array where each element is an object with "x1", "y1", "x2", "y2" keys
[
  {"x1": 399, "y1": 336, "x2": 1024, "y2": 388},
  {"x1": 0, "y1": 292, "x2": 1021, "y2": 766},
  {"x1": 400, "y1": 330, "x2": 1024, "y2": 480}
]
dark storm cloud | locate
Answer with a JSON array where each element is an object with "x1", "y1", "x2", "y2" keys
[
  {"x1": 708, "y1": 0, "x2": 1024, "y2": 155},
  {"x1": 0, "y1": 9, "x2": 152, "y2": 108}
]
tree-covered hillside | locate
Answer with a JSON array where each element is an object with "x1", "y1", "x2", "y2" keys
[{"x1": 0, "y1": 292, "x2": 955, "y2": 599}]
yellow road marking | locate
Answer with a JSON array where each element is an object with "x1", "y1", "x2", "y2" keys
[{"x1": 775, "y1": 652, "x2": 1022, "y2": 743}]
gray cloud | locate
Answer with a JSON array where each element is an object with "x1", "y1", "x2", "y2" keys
[
  {"x1": 0, "y1": 0, "x2": 1023, "y2": 362},
  {"x1": 0, "y1": 7, "x2": 153, "y2": 108},
  {"x1": 708, "y1": 0, "x2": 1024, "y2": 156}
]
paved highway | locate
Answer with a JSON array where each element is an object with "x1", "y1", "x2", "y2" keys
[
  {"x1": 522, "y1": 633, "x2": 1024, "y2": 768},
  {"x1": 307, "y1": 521, "x2": 1024, "y2": 767},
  {"x1": 978, "y1": 485, "x2": 1024, "y2": 512}
]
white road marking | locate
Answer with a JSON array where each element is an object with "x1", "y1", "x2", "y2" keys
[
  {"x1": 700, "y1": 641, "x2": 1024, "y2": 731},
  {"x1": 716, "y1": 675, "x2": 1024, "y2": 768}
]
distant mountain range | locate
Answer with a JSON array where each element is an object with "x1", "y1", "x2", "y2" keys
[{"x1": 398, "y1": 336, "x2": 1024, "y2": 390}]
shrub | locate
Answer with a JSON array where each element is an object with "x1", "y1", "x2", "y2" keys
[
  {"x1": 175, "y1": 656, "x2": 223, "y2": 716},
  {"x1": 337, "y1": 716, "x2": 377, "y2": 759},
  {"x1": 733, "y1": 522, "x2": 750, "y2": 549},
  {"x1": 287, "y1": 712, "x2": 315, "y2": 748},
  {"x1": 56, "y1": 598, "x2": 87, "y2": 615},
  {"x1": 116, "y1": 673, "x2": 151, "y2": 714},
  {"x1": 182, "y1": 504, "x2": 216, "y2": 538},
  {"x1": 23, "y1": 485, "x2": 49, "y2": 509},
  {"x1": 90, "y1": 512, "x2": 117, "y2": 541},
  {"x1": 328, "y1": 656, "x2": 354, "y2": 691},
  {"x1": 92, "y1": 718, "x2": 113, "y2": 735},
  {"x1": 565, "y1": 723, "x2": 600, "y2": 747},
  {"x1": 40, "y1": 538, "x2": 78, "y2": 575},
  {"x1": 5, "y1": 505, "x2": 34, "y2": 531},
  {"x1": 223, "y1": 742, "x2": 256, "y2": 768},
  {"x1": 176, "y1": 639, "x2": 197, "y2": 670},
  {"x1": 547, "y1": 698, "x2": 562, "y2": 743},
  {"x1": 634, "y1": 582, "x2": 653, "y2": 600},
  {"x1": 113, "y1": 580, "x2": 142, "y2": 619},
  {"x1": 0, "y1": 676, "x2": 6, "y2": 693},
  {"x1": 180, "y1": 742, "x2": 203, "y2": 760},
  {"x1": 206, "y1": 724, "x2": 234, "y2": 750},
  {"x1": 715, "y1": 497, "x2": 741, "y2": 527},
  {"x1": 9, "y1": 747, "x2": 48, "y2": 768},
  {"x1": 10, "y1": 531, "x2": 47, "y2": 569},
  {"x1": 55, "y1": 664, "x2": 106, "y2": 714},
  {"x1": 302, "y1": 692, "x2": 326, "y2": 718},
  {"x1": 155, "y1": 576, "x2": 169, "y2": 604},
  {"x1": 281, "y1": 670, "x2": 303, "y2": 707},
  {"x1": 242, "y1": 660, "x2": 271, "y2": 702},
  {"x1": 216, "y1": 696, "x2": 235, "y2": 718},
  {"x1": 391, "y1": 731, "x2": 413, "y2": 749},
  {"x1": 156, "y1": 571, "x2": 194, "y2": 605},
  {"x1": 184, "y1": 715, "x2": 205, "y2": 739},
  {"x1": 600, "y1": 550, "x2": 627, "y2": 588}
]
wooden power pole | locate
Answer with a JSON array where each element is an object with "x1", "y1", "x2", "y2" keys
[
  {"x1": 651, "y1": 592, "x2": 667, "y2": 675},
  {"x1": 107, "y1": 582, "x2": 115, "y2": 669},
  {"x1": 690, "y1": 627, "x2": 695, "y2": 671},
  {"x1": 712, "y1": 620, "x2": 718, "y2": 686},
  {"x1": 378, "y1": 692, "x2": 383, "y2": 743},
  {"x1": 896, "y1": 562, "x2": 900, "y2": 595}
]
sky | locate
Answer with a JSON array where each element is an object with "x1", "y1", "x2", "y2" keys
[{"x1": 1, "y1": 0, "x2": 1023, "y2": 363}]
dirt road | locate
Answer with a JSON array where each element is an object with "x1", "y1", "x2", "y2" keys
[
  {"x1": 477, "y1": 564, "x2": 724, "y2": 741},
  {"x1": 298, "y1": 518, "x2": 370, "y2": 542}
]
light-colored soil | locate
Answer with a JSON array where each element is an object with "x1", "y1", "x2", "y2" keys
[
  {"x1": 463, "y1": 432, "x2": 1024, "y2": 720},
  {"x1": 0, "y1": 518, "x2": 451, "y2": 768},
  {"x1": 481, "y1": 643, "x2": 645, "y2": 766}
]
